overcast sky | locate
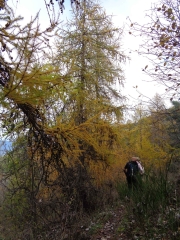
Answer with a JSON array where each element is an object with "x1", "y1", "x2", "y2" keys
[{"x1": 11, "y1": 0, "x2": 170, "y2": 107}]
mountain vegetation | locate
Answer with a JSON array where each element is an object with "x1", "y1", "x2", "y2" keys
[{"x1": 0, "y1": 0, "x2": 180, "y2": 239}]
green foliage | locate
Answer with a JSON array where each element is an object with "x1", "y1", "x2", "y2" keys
[
  {"x1": 117, "y1": 167, "x2": 171, "y2": 215},
  {"x1": 116, "y1": 166, "x2": 180, "y2": 239},
  {"x1": 0, "y1": 137, "x2": 34, "y2": 229},
  {"x1": 88, "y1": 222, "x2": 103, "y2": 235},
  {"x1": 166, "y1": 101, "x2": 180, "y2": 149}
]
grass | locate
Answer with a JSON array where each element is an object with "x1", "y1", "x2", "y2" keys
[{"x1": 116, "y1": 167, "x2": 180, "y2": 239}]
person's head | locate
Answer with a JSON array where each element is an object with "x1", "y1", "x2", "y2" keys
[{"x1": 131, "y1": 156, "x2": 139, "y2": 161}]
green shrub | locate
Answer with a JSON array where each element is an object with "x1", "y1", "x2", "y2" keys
[{"x1": 116, "y1": 167, "x2": 180, "y2": 238}]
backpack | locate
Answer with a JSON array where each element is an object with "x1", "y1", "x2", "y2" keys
[
  {"x1": 137, "y1": 161, "x2": 145, "y2": 175},
  {"x1": 126, "y1": 161, "x2": 139, "y2": 177}
]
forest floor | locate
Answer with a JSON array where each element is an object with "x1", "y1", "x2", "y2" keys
[
  {"x1": 76, "y1": 162, "x2": 180, "y2": 240},
  {"x1": 83, "y1": 203, "x2": 132, "y2": 240},
  {"x1": 79, "y1": 197, "x2": 180, "y2": 240},
  {"x1": 0, "y1": 202, "x2": 130, "y2": 240},
  {"x1": 1, "y1": 190, "x2": 180, "y2": 240},
  {"x1": 1, "y1": 160, "x2": 180, "y2": 239}
]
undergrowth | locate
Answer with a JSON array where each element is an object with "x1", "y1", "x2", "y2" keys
[
  {"x1": 116, "y1": 167, "x2": 180, "y2": 239},
  {"x1": 1, "y1": 165, "x2": 180, "y2": 239}
]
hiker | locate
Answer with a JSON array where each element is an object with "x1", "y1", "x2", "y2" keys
[{"x1": 124, "y1": 157, "x2": 144, "y2": 189}]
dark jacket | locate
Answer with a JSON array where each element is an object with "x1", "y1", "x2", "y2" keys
[{"x1": 124, "y1": 161, "x2": 139, "y2": 177}]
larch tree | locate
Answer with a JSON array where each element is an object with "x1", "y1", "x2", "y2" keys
[
  {"x1": 45, "y1": 1, "x2": 125, "y2": 169},
  {"x1": 50, "y1": 0, "x2": 126, "y2": 163},
  {"x1": 0, "y1": 0, "x2": 126, "y2": 237},
  {"x1": 0, "y1": 2, "x2": 68, "y2": 236},
  {"x1": 33, "y1": 0, "x2": 126, "y2": 215}
]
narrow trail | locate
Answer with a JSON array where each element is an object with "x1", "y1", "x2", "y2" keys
[{"x1": 84, "y1": 204, "x2": 131, "y2": 240}]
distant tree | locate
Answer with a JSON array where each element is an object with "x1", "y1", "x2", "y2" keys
[
  {"x1": 166, "y1": 101, "x2": 180, "y2": 149},
  {"x1": 119, "y1": 112, "x2": 168, "y2": 168},
  {"x1": 1, "y1": 136, "x2": 30, "y2": 215},
  {"x1": 148, "y1": 94, "x2": 170, "y2": 151}
]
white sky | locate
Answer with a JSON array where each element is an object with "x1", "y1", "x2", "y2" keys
[{"x1": 10, "y1": 0, "x2": 170, "y2": 107}]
